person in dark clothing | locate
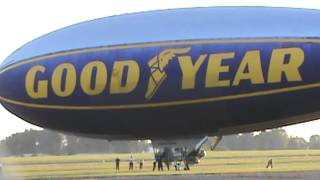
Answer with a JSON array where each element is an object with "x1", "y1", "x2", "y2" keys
[
  {"x1": 165, "y1": 160, "x2": 170, "y2": 171},
  {"x1": 115, "y1": 157, "x2": 120, "y2": 172},
  {"x1": 129, "y1": 161, "x2": 134, "y2": 170},
  {"x1": 184, "y1": 160, "x2": 190, "y2": 171},
  {"x1": 139, "y1": 159, "x2": 144, "y2": 170},
  {"x1": 129, "y1": 155, "x2": 134, "y2": 171},
  {"x1": 266, "y1": 159, "x2": 273, "y2": 168},
  {"x1": 158, "y1": 158, "x2": 163, "y2": 171},
  {"x1": 153, "y1": 160, "x2": 157, "y2": 171}
]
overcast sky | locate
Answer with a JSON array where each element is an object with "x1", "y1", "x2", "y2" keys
[{"x1": 0, "y1": 0, "x2": 320, "y2": 141}]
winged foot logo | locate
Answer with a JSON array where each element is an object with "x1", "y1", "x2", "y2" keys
[{"x1": 145, "y1": 47, "x2": 191, "y2": 100}]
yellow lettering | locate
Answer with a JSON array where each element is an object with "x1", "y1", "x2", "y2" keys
[
  {"x1": 51, "y1": 63, "x2": 77, "y2": 97},
  {"x1": 233, "y1": 50, "x2": 265, "y2": 86},
  {"x1": 178, "y1": 55, "x2": 207, "y2": 89},
  {"x1": 268, "y1": 47, "x2": 304, "y2": 83},
  {"x1": 110, "y1": 60, "x2": 140, "y2": 94},
  {"x1": 206, "y1": 52, "x2": 235, "y2": 87},
  {"x1": 80, "y1": 61, "x2": 107, "y2": 96},
  {"x1": 25, "y1": 65, "x2": 48, "y2": 99}
]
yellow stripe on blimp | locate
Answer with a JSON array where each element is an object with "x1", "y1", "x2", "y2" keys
[
  {"x1": 1, "y1": 38, "x2": 320, "y2": 75},
  {"x1": 0, "y1": 82, "x2": 319, "y2": 110}
]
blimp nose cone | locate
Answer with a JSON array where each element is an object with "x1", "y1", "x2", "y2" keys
[
  {"x1": 0, "y1": 60, "x2": 39, "y2": 133},
  {"x1": 0, "y1": 62, "x2": 14, "y2": 106}
]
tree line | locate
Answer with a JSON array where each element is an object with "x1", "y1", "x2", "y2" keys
[
  {"x1": 0, "y1": 130, "x2": 150, "y2": 156},
  {"x1": 209, "y1": 128, "x2": 320, "y2": 150},
  {"x1": 0, "y1": 128, "x2": 320, "y2": 156}
]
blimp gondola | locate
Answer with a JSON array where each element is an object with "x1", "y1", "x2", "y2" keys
[{"x1": 1, "y1": 6, "x2": 320, "y2": 164}]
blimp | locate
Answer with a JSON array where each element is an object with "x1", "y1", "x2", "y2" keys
[{"x1": 1, "y1": 6, "x2": 320, "y2": 165}]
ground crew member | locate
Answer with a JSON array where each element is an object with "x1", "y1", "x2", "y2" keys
[
  {"x1": 184, "y1": 160, "x2": 190, "y2": 171},
  {"x1": 139, "y1": 159, "x2": 144, "y2": 170},
  {"x1": 174, "y1": 162, "x2": 181, "y2": 171},
  {"x1": 115, "y1": 157, "x2": 120, "y2": 172},
  {"x1": 153, "y1": 160, "x2": 157, "y2": 171},
  {"x1": 129, "y1": 155, "x2": 134, "y2": 171},
  {"x1": 0, "y1": 161, "x2": 3, "y2": 176},
  {"x1": 158, "y1": 158, "x2": 163, "y2": 171},
  {"x1": 165, "y1": 160, "x2": 170, "y2": 171},
  {"x1": 266, "y1": 159, "x2": 273, "y2": 168}
]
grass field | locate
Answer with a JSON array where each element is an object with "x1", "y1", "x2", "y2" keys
[{"x1": 1, "y1": 150, "x2": 320, "y2": 179}]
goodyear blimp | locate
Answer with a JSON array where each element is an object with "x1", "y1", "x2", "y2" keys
[{"x1": 1, "y1": 6, "x2": 320, "y2": 164}]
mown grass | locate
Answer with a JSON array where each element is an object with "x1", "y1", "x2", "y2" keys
[{"x1": 1, "y1": 150, "x2": 320, "y2": 179}]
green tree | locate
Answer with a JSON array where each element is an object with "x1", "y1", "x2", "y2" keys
[
  {"x1": 287, "y1": 137, "x2": 308, "y2": 149},
  {"x1": 255, "y1": 129, "x2": 289, "y2": 149},
  {"x1": 309, "y1": 135, "x2": 320, "y2": 149},
  {"x1": 35, "y1": 130, "x2": 62, "y2": 154}
]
